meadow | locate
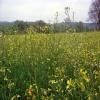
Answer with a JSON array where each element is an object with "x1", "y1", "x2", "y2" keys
[{"x1": 0, "y1": 32, "x2": 100, "y2": 100}]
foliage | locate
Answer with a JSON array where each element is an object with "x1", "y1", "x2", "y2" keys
[
  {"x1": 26, "y1": 25, "x2": 54, "y2": 34},
  {"x1": 13, "y1": 20, "x2": 29, "y2": 34},
  {"x1": 76, "y1": 22, "x2": 84, "y2": 32},
  {"x1": 0, "y1": 32, "x2": 100, "y2": 100},
  {"x1": 89, "y1": 0, "x2": 100, "y2": 30}
]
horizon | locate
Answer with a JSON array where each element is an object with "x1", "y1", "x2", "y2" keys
[{"x1": 0, "y1": 0, "x2": 92, "y2": 23}]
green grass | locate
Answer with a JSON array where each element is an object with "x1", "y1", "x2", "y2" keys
[{"x1": 0, "y1": 32, "x2": 100, "y2": 100}]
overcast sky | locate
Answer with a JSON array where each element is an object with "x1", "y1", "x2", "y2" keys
[{"x1": 0, "y1": 0, "x2": 92, "y2": 22}]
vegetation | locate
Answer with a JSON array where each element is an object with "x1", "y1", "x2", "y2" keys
[
  {"x1": 89, "y1": 0, "x2": 100, "y2": 30},
  {"x1": 0, "y1": 32, "x2": 100, "y2": 100}
]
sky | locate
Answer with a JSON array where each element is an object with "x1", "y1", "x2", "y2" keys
[{"x1": 0, "y1": 0, "x2": 92, "y2": 23}]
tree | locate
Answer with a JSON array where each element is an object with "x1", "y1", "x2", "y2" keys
[
  {"x1": 64, "y1": 7, "x2": 75, "y2": 33},
  {"x1": 34, "y1": 20, "x2": 46, "y2": 27},
  {"x1": 64, "y1": 7, "x2": 71, "y2": 23},
  {"x1": 14, "y1": 20, "x2": 29, "y2": 33},
  {"x1": 53, "y1": 12, "x2": 59, "y2": 33},
  {"x1": 76, "y1": 21, "x2": 84, "y2": 32},
  {"x1": 89, "y1": 0, "x2": 100, "y2": 30},
  {"x1": 34, "y1": 20, "x2": 47, "y2": 33}
]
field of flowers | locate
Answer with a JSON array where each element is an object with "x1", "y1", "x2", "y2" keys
[{"x1": 0, "y1": 32, "x2": 100, "y2": 100}]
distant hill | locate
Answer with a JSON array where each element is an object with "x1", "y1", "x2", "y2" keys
[
  {"x1": 0, "y1": 21, "x2": 97, "y2": 30},
  {"x1": 83, "y1": 23, "x2": 97, "y2": 29},
  {"x1": 0, "y1": 21, "x2": 11, "y2": 25},
  {"x1": 57, "y1": 22, "x2": 97, "y2": 30}
]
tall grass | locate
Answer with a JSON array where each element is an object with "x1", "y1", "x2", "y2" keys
[{"x1": 0, "y1": 32, "x2": 100, "y2": 100}]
